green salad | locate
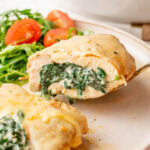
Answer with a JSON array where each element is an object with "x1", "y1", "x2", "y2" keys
[{"x1": 0, "y1": 9, "x2": 56, "y2": 84}]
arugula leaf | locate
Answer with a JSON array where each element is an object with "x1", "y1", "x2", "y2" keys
[
  {"x1": 0, "y1": 42, "x2": 44, "y2": 84},
  {"x1": 68, "y1": 28, "x2": 84, "y2": 39}
]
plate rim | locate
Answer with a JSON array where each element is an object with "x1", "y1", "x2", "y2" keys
[{"x1": 74, "y1": 19, "x2": 150, "y2": 57}]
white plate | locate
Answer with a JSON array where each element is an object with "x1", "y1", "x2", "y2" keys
[
  {"x1": 72, "y1": 20, "x2": 150, "y2": 150},
  {"x1": 23, "y1": 20, "x2": 150, "y2": 150}
]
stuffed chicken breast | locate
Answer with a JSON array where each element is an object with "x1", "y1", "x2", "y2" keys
[
  {"x1": 27, "y1": 34, "x2": 136, "y2": 99},
  {"x1": 0, "y1": 84, "x2": 87, "y2": 150}
]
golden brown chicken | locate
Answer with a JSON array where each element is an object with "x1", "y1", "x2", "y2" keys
[
  {"x1": 27, "y1": 34, "x2": 136, "y2": 99},
  {"x1": 0, "y1": 84, "x2": 88, "y2": 150}
]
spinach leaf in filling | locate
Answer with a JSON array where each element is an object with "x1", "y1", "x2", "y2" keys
[
  {"x1": 40, "y1": 62, "x2": 107, "y2": 97},
  {"x1": 0, "y1": 110, "x2": 28, "y2": 150}
]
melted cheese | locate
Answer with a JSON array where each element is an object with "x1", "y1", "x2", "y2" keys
[{"x1": 0, "y1": 84, "x2": 88, "y2": 150}]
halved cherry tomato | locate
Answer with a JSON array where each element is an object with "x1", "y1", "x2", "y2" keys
[
  {"x1": 5, "y1": 18, "x2": 41, "y2": 45},
  {"x1": 46, "y1": 10, "x2": 75, "y2": 28},
  {"x1": 43, "y1": 28, "x2": 76, "y2": 47}
]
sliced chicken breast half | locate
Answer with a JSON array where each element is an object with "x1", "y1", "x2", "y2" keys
[
  {"x1": 0, "y1": 84, "x2": 87, "y2": 150},
  {"x1": 27, "y1": 34, "x2": 136, "y2": 99}
]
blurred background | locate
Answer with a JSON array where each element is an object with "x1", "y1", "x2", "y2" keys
[{"x1": 0, "y1": 0, "x2": 150, "y2": 44}]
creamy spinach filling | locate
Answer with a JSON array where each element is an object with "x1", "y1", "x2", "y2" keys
[
  {"x1": 40, "y1": 63, "x2": 107, "y2": 98},
  {"x1": 0, "y1": 110, "x2": 28, "y2": 150}
]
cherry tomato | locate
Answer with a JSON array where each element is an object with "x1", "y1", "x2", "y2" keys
[
  {"x1": 5, "y1": 18, "x2": 41, "y2": 45},
  {"x1": 46, "y1": 10, "x2": 75, "y2": 28},
  {"x1": 43, "y1": 28, "x2": 76, "y2": 47}
]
